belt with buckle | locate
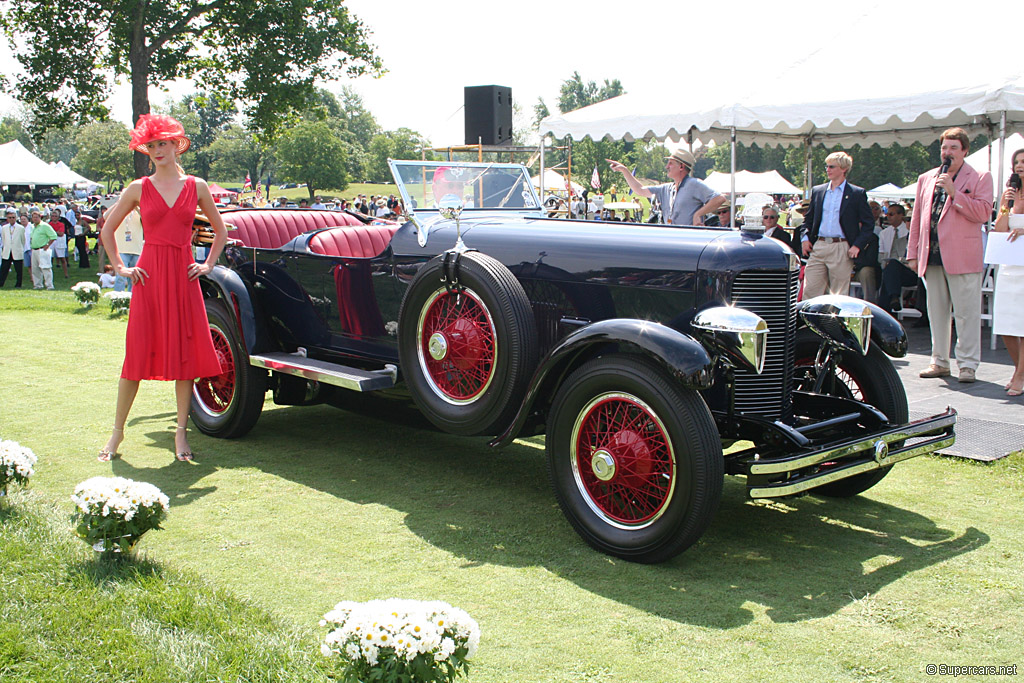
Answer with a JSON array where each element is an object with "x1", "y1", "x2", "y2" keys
[{"x1": 819, "y1": 237, "x2": 846, "y2": 244}]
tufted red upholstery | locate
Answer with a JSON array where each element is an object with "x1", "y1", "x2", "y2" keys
[
  {"x1": 307, "y1": 225, "x2": 399, "y2": 259},
  {"x1": 224, "y1": 209, "x2": 364, "y2": 249}
]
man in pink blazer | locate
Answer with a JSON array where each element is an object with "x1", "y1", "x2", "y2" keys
[{"x1": 907, "y1": 127, "x2": 993, "y2": 383}]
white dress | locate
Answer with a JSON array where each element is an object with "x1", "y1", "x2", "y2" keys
[{"x1": 993, "y1": 214, "x2": 1024, "y2": 336}]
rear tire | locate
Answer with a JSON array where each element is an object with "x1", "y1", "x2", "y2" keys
[
  {"x1": 547, "y1": 355, "x2": 722, "y2": 563},
  {"x1": 191, "y1": 299, "x2": 267, "y2": 438}
]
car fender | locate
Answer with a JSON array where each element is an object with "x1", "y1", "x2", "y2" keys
[
  {"x1": 199, "y1": 266, "x2": 269, "y2": 355},
  {"x1": 864, "y1": 302, "x2": 908, "y2": 357},
  {"x1": 490, "y1": 319, "x2": 713, "y2": 448}
]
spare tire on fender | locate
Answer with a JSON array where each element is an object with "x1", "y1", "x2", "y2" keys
[{"x1": 398, "y1": 251, "x2": 538, "y2": 436}]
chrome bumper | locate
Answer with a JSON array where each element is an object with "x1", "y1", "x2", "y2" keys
[{"x1": 744, "y1": 408, "x2": 956, "y2": 499}]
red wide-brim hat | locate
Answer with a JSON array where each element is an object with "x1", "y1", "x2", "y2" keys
[{"x1": 129, "y1": 114, "x2": 191, "y2": 155}]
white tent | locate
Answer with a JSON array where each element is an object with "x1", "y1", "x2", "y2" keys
[
  {"x1": 543, "y1": 78, "x2": 1024, "y2": 150},
  {"x1": 51, "y1": 161, "x2": 99, "y2": 189},
  {"x1": 531, "y1": 168, "x2": 583, "y2": 194},
  {"x1": 703, "y1": 170, "x2": 800, "y2": 196},
  {"x1": 0, "y1": 140, "x2": 69, "y2": 186},
  {"x1": 868, "y1": 183, "x2": 916, "y2": 201}
]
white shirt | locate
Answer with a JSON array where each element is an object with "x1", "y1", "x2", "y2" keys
[{"x1": 878, "y1": 221, "x2": 910, "y2": 266}]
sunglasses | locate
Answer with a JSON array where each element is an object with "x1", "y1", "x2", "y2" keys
[
  {"x1": 763, "y1": 215, "x2": 778, "y2": 220},
  {"x1": 717, "y1": 209, "x2": 730, "y2": 214}
]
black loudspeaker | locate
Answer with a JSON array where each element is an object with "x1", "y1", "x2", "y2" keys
[{"x1": 464, "y1": 85, "x2": 513, "y2": 145}]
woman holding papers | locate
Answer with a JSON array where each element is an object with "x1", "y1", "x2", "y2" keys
[{"x1": 992, "y1": 148, "x2": 1024, "y2": 396}]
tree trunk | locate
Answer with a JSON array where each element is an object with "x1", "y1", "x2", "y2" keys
[{"x1": 129, "y1": 4, "x2": 150, "y2": 179}]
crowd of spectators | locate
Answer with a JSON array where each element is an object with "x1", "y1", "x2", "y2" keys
[{"x1": 0, "y1": 199, "x2": 104, "y2": 289}]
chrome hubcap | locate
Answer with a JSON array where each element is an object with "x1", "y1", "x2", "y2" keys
[
  {"x1": 591, "y1": 449, "x2": 616, "y2": 481},
  {"x1": 428, "y1": 332, "x2": 448, "y2": 361}
]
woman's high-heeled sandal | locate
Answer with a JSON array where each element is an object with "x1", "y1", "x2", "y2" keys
[
  {"x1": 174, "y1": 425, "x2": 194, "y2": 461},
  {"x1": 98, "y1": 426, "x2": 123, "y2": 462}
]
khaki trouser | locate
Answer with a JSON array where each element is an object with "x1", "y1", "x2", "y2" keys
[
  {"x1": 30, "y1": 248, "x2": 53, "y2": 289},
  {"x1": 803, "y1": 239, "x2": 854, "y2": 299},
  {"x1": 924, "y1": 265, "x2": 982, "y2": 371}
]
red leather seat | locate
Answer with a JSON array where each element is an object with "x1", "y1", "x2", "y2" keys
[
  {"x1": 224, "y1": 210, "x2": 364, "y2": 249},
  {"x1": 307, "y1": 225, "x2": 399, "y2": 259}
]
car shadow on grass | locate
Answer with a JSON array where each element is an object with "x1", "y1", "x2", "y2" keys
[{"x1": 176, "y1": 401, "x2": 989, "y2": 630}]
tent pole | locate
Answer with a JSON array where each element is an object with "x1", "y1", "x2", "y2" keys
[
  {"x1": 688, "y1": 129, "x2": 693, "y2": 154},
  {"x1": 804, "y1": 137, "x2": 812, "y2": 198},
  {"x1": 997, "y1": 111, "x2": 1007, "y2": 212},
  {"x1": 539, "y1": 134, "x2": 545, "y2": 203},
  {"x1": 730, "y1": 127, "x2": 736, "y2": 226}
]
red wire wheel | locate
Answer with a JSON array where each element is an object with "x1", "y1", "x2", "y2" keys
[
  {"x1": 193, "y1": 325, "x2": 236, "y2": 415},
  {"x1": 189, "y1": 300, "x2": 265, "y2": 439},
  {"x1": 398, "y1": 251, "x2": 538, "y2": 437},
  {"x1": 570, "y1": 392, "x2": 677, "y2": 528},
  {"x1": 416, "y1": 287, "x2": 497, "y2": 404}
]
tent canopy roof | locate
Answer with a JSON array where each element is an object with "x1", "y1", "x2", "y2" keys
[
  {"x1": 541, "y1": 78, "x2": 1024, "y2": 149},
  {"x1": 0, "y1": 140, "x2": 73, "y2": 185}
]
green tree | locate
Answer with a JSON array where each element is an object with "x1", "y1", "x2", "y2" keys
[
  {"x1": 72, "y1": 120, "x2": 132, "y2": 186},
  {"x1": 366, "y1": 128, "x2": 431, "y2": 183},
  {"x1": 556, "y1": 72, "x2": 624, "y2": 114},
  {"x1": 167, "y1": 93, "x2": 236, "y2": 179},
  {"x1": 207, "y1": 124, "x2": 274, "y2": 187},
  {"x1": 0, "y1": 115, "x2": 33, "y2": 150},
  {"x1": 276, "y1": 120, "x2": 347, "y2": 200},
  {"x1": 1, "y1": 0, "x2": 382, "y2": 177},
  {"x1": 34, "y1": 127, "x2": 80, "y2": 165}
]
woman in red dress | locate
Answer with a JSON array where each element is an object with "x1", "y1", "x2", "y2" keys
[{"x1": 98, "y1": 114, "x2": 228, "y2": 462}]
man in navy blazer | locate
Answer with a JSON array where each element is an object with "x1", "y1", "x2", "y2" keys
[{"x1": 799, "y1": 151, "x2": 875, "y2": 299}]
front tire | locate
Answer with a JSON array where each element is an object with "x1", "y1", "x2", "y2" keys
[
  {"x1": 547, "y1": 355, "x2": 722, "y2": 563},
  {"x1": 794, "y1": 328, "x2": 908, "y2": 497},
  {"x1": 191, "y1": 299, "x2": 267, "y2": 438}
]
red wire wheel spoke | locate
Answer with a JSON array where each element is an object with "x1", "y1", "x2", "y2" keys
[
  {"x1": 193, "y1": 326, "x2": 235, "y2": 415},
  {"x1": 571, "y1": 393, "x2": 676, "y2": 528},
  {"x1": 417, "y1": 288, "x2": 497, "y2": 404}
]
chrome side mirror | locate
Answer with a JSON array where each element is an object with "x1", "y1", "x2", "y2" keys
[{"x1": 692, "y1": 306, "x2": 769, "y2": 374}]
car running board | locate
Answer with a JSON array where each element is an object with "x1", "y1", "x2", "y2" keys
[{"x1": 249, "y1": 352, "x2": 396, "y2": 392}]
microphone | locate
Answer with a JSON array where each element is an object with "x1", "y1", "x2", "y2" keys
[
  {"x1": 939, "y1": 156, "x2": 952, "y2": 176},
  {"x1": 1009, "y1": 173, "x2": 1022, "y2": 209}
]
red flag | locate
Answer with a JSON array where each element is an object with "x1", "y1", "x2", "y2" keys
[
  {"x1": 242, "y1": 173, "x2": 252, "y2": 192},
  {"x1": 590, "y1": 166, "x2": 600, "y2": 189}
]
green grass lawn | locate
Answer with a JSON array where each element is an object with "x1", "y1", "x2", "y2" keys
[{"x1": 1, "y1": 290, "x2": 1023, "y2": 682}]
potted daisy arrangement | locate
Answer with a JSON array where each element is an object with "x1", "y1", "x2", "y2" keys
[
  {"x1": 0, "y1": 439, "x2": 37, "y2": 504},
  {"x1": 71, "y1": 476, "x2": 169, "y2": 559},
  {"x1": 104, "y1": 291, "x2": 132, "y2": 315},
  {"x1": 71, "y1": 281, "x2": 101, "y2": 307},
  {"x1": 320, "y1": 599, "x2": 480, "y2": 683}
]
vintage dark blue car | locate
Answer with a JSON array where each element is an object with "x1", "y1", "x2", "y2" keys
[{"x1": 191, "y1": 160, "x2": 955, "y2": 563}]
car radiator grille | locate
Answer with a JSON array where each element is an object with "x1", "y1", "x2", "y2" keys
[{"x1": 729, "y1": 270, "x2": 799, "y2": 420}]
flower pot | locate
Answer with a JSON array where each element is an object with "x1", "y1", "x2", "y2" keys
[{"x1": 92, "y1": 534, "x2": 142, "y2": 561}]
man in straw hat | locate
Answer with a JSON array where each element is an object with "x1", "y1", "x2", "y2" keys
[{"x1": 607, "y1": 150, "x2": 724, "y2": 226}]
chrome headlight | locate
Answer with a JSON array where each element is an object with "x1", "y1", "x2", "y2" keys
[
  {"x1": 691, "y1": 306, "x2": 768, "y2": 374},
  {"x1": 797, "y1": 295, "x2": 872, "y2": 355}
]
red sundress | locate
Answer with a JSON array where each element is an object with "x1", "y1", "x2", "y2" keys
[{"x1": 121, "y1": 176, "x2": 222, "y2": 381}]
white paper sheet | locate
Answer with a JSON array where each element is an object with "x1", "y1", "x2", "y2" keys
[{"x1": 984, "y1": 232, "x2": 1024, "y2": 266}]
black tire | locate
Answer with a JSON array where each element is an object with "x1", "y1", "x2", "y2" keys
[
  {"x1": 793, "y1": 328, "x2": 908, "y2": 497},
  {"x1": 398, "y1": 251, "x2": 538, "y2": 436},
  {"x1": 191, "y1": 299, "x2": 267, "y2": 438},
  {"x1": 546, "y1": 355, "x2": 723, "y2": 563}
]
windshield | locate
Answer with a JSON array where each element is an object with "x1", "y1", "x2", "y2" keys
[{"x1": 389, "y1": 160, "x2": 541, "y2": 213}]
